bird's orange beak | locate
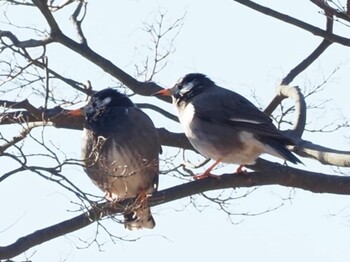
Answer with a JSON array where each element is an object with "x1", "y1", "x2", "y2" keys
[
  {"x1": 66, "y1": 108, "x2": 84, "y2": 116},
  {"x1": 152, "y1": 88, "x2": 172, "y2": 97}
]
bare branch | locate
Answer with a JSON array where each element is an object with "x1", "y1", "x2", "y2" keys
[
  {"x1": 138, "y1": 11, "x2": 185, "y2": 81},
  {"x1": 70, "y1": 0, "x2": 88, "y2": 45},
  {"x1": 0, "y1": 30, "x2": 53, "y2": 48},
  {"x1": 310, "y1": 0, "x2": 350, "y2": 23},
  {"x1": 281, "y1": 40, "x2": 332, "y2": 85},
  {"x1": 264, "y1": 85, "x2": 307, "y2": 138},
  {"x1": 136, "y1": 103, "x2": 178, "y2": 122},
  {"x1": 32, "y1": 0, "x2": 62, "y2": 35},
  {"x1": 281, "y1": 7, "x2": 334, "y2": 85},
  {"x1": 0, "y1": 99, "x2": 41, "y2": 116},
  {"x1": 0, "y1": 125, "x2": 34, "y2": 154},
  {"x1": 31, "y1": 0, "x2": 171, "y2": 102},
  {"x1": 1, "y1": 164, "x2": 350, "y2": 259},
  {"x1": 157, "y1": 127, "x2": 193, "y2": 150},
  {"x1": 232, "y1": 0, "x2": 350, "y2": 46},
  {"x1": 297, "y1": 139, "x2": 350, "y2": 166}
]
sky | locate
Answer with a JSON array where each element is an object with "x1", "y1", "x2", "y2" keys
[{"x1": 0, "y1": 0, "x2": 349, "y2": 261}]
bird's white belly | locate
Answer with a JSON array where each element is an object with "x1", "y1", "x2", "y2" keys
[
  {"x1": 182, "y1": 115, "x2": 266, "y2": 165},
  {"x1": 221, "y1": 131, "x2": 266, "y2": 164},
  {"x1": 103, "y1": 143, "x2": 157, "y2": 200},
  {"x1": 82, "y1": 132, "x2": 157, "y2": 201}
]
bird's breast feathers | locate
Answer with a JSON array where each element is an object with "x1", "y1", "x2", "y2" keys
[{"x1": 178, "y1": 103, "x2": 196, "y2": 138}]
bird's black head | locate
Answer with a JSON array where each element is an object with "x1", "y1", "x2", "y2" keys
[
  {"x1": 172, "y1": 73, "x2": 215, "y2": 104},
  {"x1": 84, "y1": 88, "x2": 134, "y2": 129},
  {"x1": 89, "y1": 88, "x2": 134, "y2": 110}
]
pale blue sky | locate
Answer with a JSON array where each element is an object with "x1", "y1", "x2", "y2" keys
[{"x1": 0, "y1": 1, "x2": 349, "y2": 261}]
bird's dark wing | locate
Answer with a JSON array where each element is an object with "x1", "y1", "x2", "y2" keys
[{"x1": 193, "y1": 87, "x2": 295, "y2": 143}]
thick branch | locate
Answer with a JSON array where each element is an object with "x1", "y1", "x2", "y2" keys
[
  {"x1": 32, "y1": 0, "x2": 171, "y2": 102},
  {"x1": 157, "y1": 127, "x2": 193, "y2": 150},
  {"x1": 297, "y1": 140, "x2": 350, "y2": 167},
  {"x1": 0, "y1": 30, "x2": 53, "y2": 48},
  {"x1": 232, "y1": 0, "x2": 350, "y2": 46},
  {"x1": 0, "y1": 99, "x2": 41, "y2": 116},
  {"x1": 264, "y1": 85, "x2": 306, "y2": 138},
  {"x1": 0, "y1": 106, "x2": 84, "y2": 130},
  {"x1": 56, "y1": 34, "x2": 171, "y2": 101},
  {"x1": 0, "y1": 106, "x2": 191, "y2": 150},
  {"x1": 32, "y1": 0, "x2": 62, "y2": 35},
  {"x1": 1, "y1": 165, "x2": 349, "y2": 259},
  {"x1": 2, "y1": 103, "x2": 350, "y2": 166}
]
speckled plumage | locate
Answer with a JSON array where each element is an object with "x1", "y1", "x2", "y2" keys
[{"x1": 81, "y1": 88, "x2": 160, "y2": 230}]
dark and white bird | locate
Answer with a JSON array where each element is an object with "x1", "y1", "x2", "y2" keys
[
  {"x1": 68, "y1": 88, "x2": 160, "y2": 230},
  {"x1": 154, "y1": 73, "x2": 301, "y2": 179}
]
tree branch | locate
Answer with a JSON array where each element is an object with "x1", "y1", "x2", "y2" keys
[
  {"x1": 297, "y1": 140, "x2": 350, "y2": 167},
  {"x1": 2, "y1": 97, "x2": 349, "y2": 167},
  {"x1": 0, "y1": 30, "x2": 53, "y2": 48},
  {"x1": 264, "y1": 85, "x2": 306, "y2": 138},
  {"x1": 32, "y1": 0, "x2": 62, "y2": 35},
  {"x1": 56, "y1": 34, "x2": 171, "y2": 100},
  {"x1": 281, "y1": 7, "x2": 334, "y2": 85},
  {"x1": 310, "y1": 0, "x2": 350, "y2": 23},
  {"x1": 281, "y1": 40, "x2": 332, "y2": 85},
  {"x1": 31, "y1": 0, "x2": 172, "y2": 103},
  {"x1": 232, "y1": 0, "x2": 350, "y2": 46},
  {"x1": 70, "y1": 0, "x2": 88, "y2": 45},
  {"x1": 1, "y1": 165, "x2": 349, "y2": 259},
  {"x1": 136, "y1": 103, "x2": 178, "y2": 122}
]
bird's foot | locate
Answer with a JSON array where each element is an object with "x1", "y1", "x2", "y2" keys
[
  {"x1": 236, "y1": 165, "x2": 249, "y2": 174},
  {"x1": 194, "y1": 171, "x2": 221, "y2": 180},
  {"x1": 105, "y1": 192, "x2": 116, "y2": 202},
  {"x1": 194, "y1": 158, "x2": 222, "y2": 180}
]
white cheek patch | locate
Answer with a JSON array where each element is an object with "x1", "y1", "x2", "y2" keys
[
  {"x1": 93, "y1": 96, "x2": 112, "y2": 109},
  {"x1": 180, "y1": 82, "x2": 195, "y2": 95},
  {"x1": 100, "y1": 97, "x2": 112, "y2": 106}
]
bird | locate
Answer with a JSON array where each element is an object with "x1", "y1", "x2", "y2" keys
[
  {"x1": 153, "y1": 73, "x2": 301, "y2": 179},
  {"x1": 68, "y1": 88, "x2": 160, "y2": 230}
]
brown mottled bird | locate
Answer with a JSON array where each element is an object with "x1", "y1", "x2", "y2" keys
[
  {"x1": 154, "y1": 73, "x2": 301, "y2": 179},
  {"x1": 69, "y1": 88, "x2": 160, "y2": 230}
]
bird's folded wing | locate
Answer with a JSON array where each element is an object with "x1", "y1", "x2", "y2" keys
[{"x1": 193, "y1": 90, "x2": 292, "y2": 141}]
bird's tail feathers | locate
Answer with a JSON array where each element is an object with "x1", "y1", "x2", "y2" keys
[
  {"x1": 124, "y1": 207, "x2": 155, "y2": 231},
  {"x1": 265, "y1": 141, "x2": 303, "y2": 165}
]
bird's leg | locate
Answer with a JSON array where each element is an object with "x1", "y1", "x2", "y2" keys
[
  {"x1": 236, "y1": 164, "x2": 249, "y2": 174},
  {"x1": 236, "y1": 165, "x2": 245, "y2": 173},
  {"x1": 105, "y1": 192, "x2": 114, "y2": 201},
  {"x1": 194, "y1": 158, "x2": 222, "y2": 180},
  {"x1": 132, "y1": 191, "x2": 149, "y2": 217}
]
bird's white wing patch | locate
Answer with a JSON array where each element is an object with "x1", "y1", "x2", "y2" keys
[{"x1": 229, "y1": 117, "x2": 262, "y2": 124}]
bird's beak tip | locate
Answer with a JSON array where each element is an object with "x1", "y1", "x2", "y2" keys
[{"x1": 152, "y1": 88, "x2": 172, "y2": 97}]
